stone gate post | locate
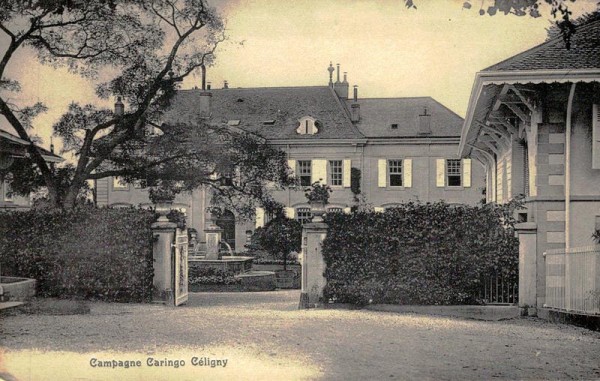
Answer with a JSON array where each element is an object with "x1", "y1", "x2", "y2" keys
[
  {"x1": 515, "y1": 222, "x2": 538, "y2": 316},
  {"x1": 299, "y1": 219, "x2": 328, "y2": 309},
  {"x1": 152, "y1": 216, "x2": 177, "y2": 304}
]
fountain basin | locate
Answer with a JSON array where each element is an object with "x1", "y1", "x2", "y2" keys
[
  {"x1": 189, "y1": 256, "x2": 253, "y2": 275},
  {"x1": 235, "y1": 271, "x2": 276, "y2": 291},
  {"x1": 0, "y1": 276, "x2": 36, "y2": 301}
]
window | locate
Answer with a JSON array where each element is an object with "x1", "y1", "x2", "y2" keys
[
  {"x1": 296, "y1": 208, "x2": 312, "y2": 225},
  {"x1": 296, "y1": 116, "x2": 319, "y2": 135},
  {"x1": 446, "y1": 159, "x2": 462, "y2": 187},
  {"x1": 113, "y1": 177, "x2": 129, "y2": 190},
  {"x1": 3, "y1": 180, "x2": 13, "y2": 201},
  {"x1": 327, "y1": 207, "x2": 343, "y2": 214},
  {"x1": 329, "y1": 160, "x2": 343, "y2": 186},
  {"x1": 390, "y1": 124, "x2": 398, "y2": 130},
  {"x1": 298, "y1": 160, "x2": 312, "y2": 186},
  {"x1": 388, "y1": 160, "x2": 403, "y2": 187}
]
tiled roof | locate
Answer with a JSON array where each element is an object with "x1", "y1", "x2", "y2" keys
[
  {"x1": 164, "y1": 86, "x2": 364, "y2": 140},
  {"x1": 346, "y1": 97, "x2": 464, "y2": 138},
  {"x1": 483, "y1": 19, "x2": 600, "y2": 72},
  {"x1": 0, "y1": 129, "x2": 63, "y2": 162}
]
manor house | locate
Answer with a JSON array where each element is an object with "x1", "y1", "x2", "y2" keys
[{"x1": 95, "y1": 64, "x2": 485, "y2": 250}]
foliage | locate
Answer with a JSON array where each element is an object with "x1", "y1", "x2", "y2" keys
[
  {"x1": 593, "y1": 230, "x2": 600, "y2": 244},
  {"x1": 251, "y1": 217, "x2": 302, "y2": 270},
  {"x1": 0, "y1": 207, "x2": 155, "y2": 302},
  {"x1": 405, "y1": 0, "x2": 582, "y2": 49},
  {"x1": 304, "y1": 181, "x2": 332, "y2": 204},
  {"x1": 0, "y1": 0, "x2": 293, "y2": 212},
  {"x1": 148, "y1": 186, "x2": 177, "y2": 204},
  {"x1": 165, "y1": 209, "x2": 186, "y2": 230},
  {"x1": 188, "y1": 267, "x2": 240, "y2": 285},
  {"x1": 322, "y1": 200, "x2": 522, "y2": 306},
  {"x1": 251, "y1": 257, "x2": 300, "y2": 266}
]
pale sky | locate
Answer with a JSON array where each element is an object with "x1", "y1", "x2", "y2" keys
[{"x1": 1, "y1": 0, "x2": 598, "y2": 152}]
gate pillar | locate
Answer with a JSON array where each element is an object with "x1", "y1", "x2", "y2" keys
[
  {"x1": 515, "y1": 222, "x2": 538, "y2": 316},
  {"x1": 299, "y1": 220, "x2": 328, "y2": 309},
  {"x1": 152, "y1": 218, "x2": 177, "y2": 303}
]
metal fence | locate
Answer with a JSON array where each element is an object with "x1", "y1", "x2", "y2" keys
[
  {"x1": 544, "y1": 245, "x2": 600, "y2": 315},
  {"x1": 479, "y1": 273, "x2": 518, "y2": 305}
]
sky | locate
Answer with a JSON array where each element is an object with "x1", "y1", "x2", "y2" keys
[{"x1": 1, "y1": 0, "x2": 599, "y2": 152}]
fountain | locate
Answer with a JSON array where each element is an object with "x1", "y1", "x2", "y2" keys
[{"x1": 188, "y1": 216, "x2": 258, "y2": 276}]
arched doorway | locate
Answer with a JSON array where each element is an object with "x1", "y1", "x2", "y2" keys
[{"x1": 216, "y1": 210, "x2": 236, "y2": 251}]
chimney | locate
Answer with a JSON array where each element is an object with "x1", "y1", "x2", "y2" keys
[
  {"x1": 223, "y1": 80, "x2": 229, "y2": 89},
  {"x1": 350, "y1": 86, "x2": 360, "y2": 123},
  {"x1": 114, "y1": 96, "x2": 124, "y2": 116},
  {"x1": 418, "y1": 106, "x2": 432, "y2": 135},
  {"x1": 333, "y1": 67, "x2": 349, "y2": 99},
  {"x1": 201, "y1": 64, "x2": 207, "y2": 90}
]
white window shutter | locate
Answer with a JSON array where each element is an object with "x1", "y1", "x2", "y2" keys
[
  {"x1": 593, "y1": 104, "x2": 600, "y2": 169},
  {"x1": 378, "y1": 159, "x2": 387, "y2": 187},
  {"x1": 285, "y1": 207, "x2": 295, "y2": 219},
  {"x1": 403, "y1": 159, "x2": 412, "y2": 188},
  {"x1": 463, "y1": 158, "x2": 472, "y2": 188},
  {"x1": 255, "y1": 207, "x2": 265, "y2": 228},
  {"x1": 343, "y1": 159, "x2": 352, "y2": 187},
  {"x1": 312, "y1": 159, "x2": 327, "y2": 184},
  {"x1": 436, "y1": 159, "x2": 445, "y2": 187},
  {"x1": 287, "y1": 159, "x2": 297, "y2": 177},
  {"x1": 374, "y1": 207, "x2": 385, "y2": 213}
]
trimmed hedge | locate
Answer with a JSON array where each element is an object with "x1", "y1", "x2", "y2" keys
[
  {"x1": 322, "y1": 201, "x2": 520, "y2": 306},
  {"x1": 188, "y1": 266, "x2": 240, "y2": 285},
  {"x1": 0, "y1": 207, "x2": 155, "y2": 302}
]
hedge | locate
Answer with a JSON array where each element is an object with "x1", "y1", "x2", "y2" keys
[
  {"x1": 322, "y1": 201, "x2": 520, "y2": 306},
  {"x1": 0, "y1": 207, "x2": 155, "y2": 302}
]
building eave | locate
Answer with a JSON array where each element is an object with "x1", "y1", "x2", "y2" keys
[{"x1": 459, "y1": 69, "x2": 600, "y2": 157}]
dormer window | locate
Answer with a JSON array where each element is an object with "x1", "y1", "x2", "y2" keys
[
  {"x1": 391, "y1": 124, "x2": 398, "y2": 130},
  {"x1": 296, "y1": 116, "x2": 319, "y2": 135}
]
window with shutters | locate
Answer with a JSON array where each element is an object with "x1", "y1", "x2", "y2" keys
[
  {"x1": 3, "y1": 179, "x2": 13, "y2": 201},
  {"x1": 298, "y1": 160, "x2": 312, "y2": 186},
  {"x1": 388, "y1": 160, "x2": 403, "y2": 187},
  {"x1": 296, "y1": 208, "x2": 313, "y2": 224},
  {"x1": 446, "y1": 159, "x2": 462, "y2": 187},
  {"x1": 329, "y1": 160, "x2": 343, "y2": 186}
]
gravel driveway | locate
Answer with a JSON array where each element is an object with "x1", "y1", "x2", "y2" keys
[{"x1": 1, "y1": 290, "x2": 599, "y2": 381}]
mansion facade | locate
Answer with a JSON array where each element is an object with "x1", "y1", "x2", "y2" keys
[{"x1": 96, "y1": 65, "x2": 485, "y2": 250}]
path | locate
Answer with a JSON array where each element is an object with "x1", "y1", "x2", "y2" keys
[{"x1": 1, "y1": 291, "x2": 599, "y2": 380}]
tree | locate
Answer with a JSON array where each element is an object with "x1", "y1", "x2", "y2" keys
[
  {"x1": 251, "y1": 216, "x2": 302, "y2": 271},
  {"x1": 404, "y1": 0, "x2": 582, "y2": 48},
  {"x1": 0, "y1": 0, "x2": 294, "y2": 210}
]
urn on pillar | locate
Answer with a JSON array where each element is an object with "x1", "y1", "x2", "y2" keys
[{"x1": 304, "y1": 181, "x2": 332, "y2": 223}]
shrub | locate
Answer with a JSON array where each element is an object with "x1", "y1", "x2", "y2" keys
[
  {"x1": 322, "y1": 200, "x2": 521, "y2": 306},
  {"x1": 188, "y1": 267, "x2": 240, "y2": 285},
  {"x1": 250, "y1": 217, "x2": 302, "y2": 270},
  {"x1": 0, "y1": 206, "x2": 155, "y2": 302}
]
